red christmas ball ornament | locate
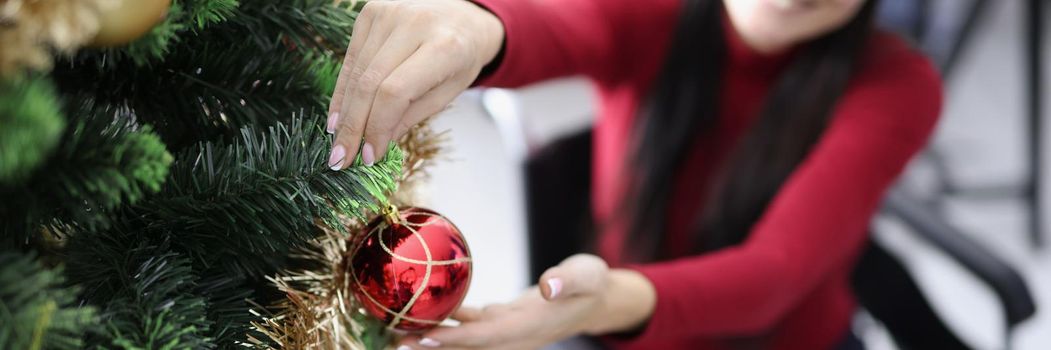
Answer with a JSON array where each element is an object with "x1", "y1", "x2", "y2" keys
[{"x1": 347, "y1": 206, "x2": 472, "y2": 331}]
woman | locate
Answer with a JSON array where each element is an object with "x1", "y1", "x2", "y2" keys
[{"x1": 325, "y1": 0, "x2": 942, "y2": 349}]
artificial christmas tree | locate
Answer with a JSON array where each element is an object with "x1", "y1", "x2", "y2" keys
[{"x1": 0, "y1": 0, "x2": 448, "y2": 348}]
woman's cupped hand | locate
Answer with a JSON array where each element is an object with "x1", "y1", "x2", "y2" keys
[{"x1": 397, "y1": 254, "x2": 612, "y2": 350}]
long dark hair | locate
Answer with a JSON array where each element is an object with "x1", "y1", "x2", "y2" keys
[{"x1": 624, "y1": 0, "x2": 880, "y2": 260}]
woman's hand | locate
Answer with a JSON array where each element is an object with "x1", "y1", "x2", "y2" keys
[
  {"x1": 327, "y1": 0, "x2": 505, "y2": 170},
  {"x1": 397, "y1": 254, "x2": 612, "y2": 350}
]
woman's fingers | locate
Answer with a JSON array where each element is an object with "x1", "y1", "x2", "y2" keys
[
  {"x1": 393, "y1": 72, "x2": 470, "y2": 138},
  {"x1": 358, "y1": 43, "x2": 434, "y2": 164},
  {"x1": 327, "y1": 1, "x2": 377, "y2": 131},
  {"x1": 418, "y1": 320, "x2": 507, "y2": 348},
  {"x1": 331, "y1": 15, "x2": 414, "y2": 169},
  {"x1": 327, "y1": 0, "x2": 507, "y2": 170},
  {"x1": 365, "y1": 44, "x2": 465, "y2": 161},
  {"x1": 481, "y1": 302, "x2": 513, "y2": 316},
  {"x1": 396, "y1": 335, "x2": 474, "y2": 350},
  {"x1": 417, "y1": 300, "x2": 533, "y2": 348},
  {"x1": 539, "y1": 254, "x2": 609, "y2": 300},
  {"x1": 450, "y1": 306, "x2": 484, "y2": 322}
]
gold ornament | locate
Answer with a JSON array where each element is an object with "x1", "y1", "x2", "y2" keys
[{"x1": 89, "y1": 0, "x2": 171, "y2": 47}]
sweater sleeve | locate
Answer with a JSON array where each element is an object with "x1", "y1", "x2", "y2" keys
[
  {"x1": 622, "y1": 49, "x2": 943, "y2": 342},
  {"x1": 470, "y1": 0, "x2": 681, "y2": 87}
]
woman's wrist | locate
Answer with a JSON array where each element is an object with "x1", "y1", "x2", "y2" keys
[
  {"x1": 579, "y1": 269, "x2": 657, "y2": 336},
  {"x1": 465, "y1": 0, "x2": 506, "y2": 68}
]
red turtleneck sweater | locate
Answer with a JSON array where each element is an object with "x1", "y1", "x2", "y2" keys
[{"x1": 473, "y1": 0, "x2": 942, "y2": 349}]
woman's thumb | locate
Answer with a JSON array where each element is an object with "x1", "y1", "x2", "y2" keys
[{"x1": 539, "y1": 254, "x2": 608, "y2": 301}]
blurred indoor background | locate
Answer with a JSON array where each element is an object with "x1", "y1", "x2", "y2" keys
[{"x1": 416, "y1": 0, "x2": 1050, "y2": 349}]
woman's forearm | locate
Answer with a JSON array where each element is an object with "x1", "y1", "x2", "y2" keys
[{"x1": 579, "y1": 268, "x2": 657, "y2": 335}]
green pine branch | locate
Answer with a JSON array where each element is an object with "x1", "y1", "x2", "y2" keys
[
  {"x1": 157, "y1": 45, "x2": 339, "y2": 136},
  {"x1": 55, "y1": 29, "x2": 346, "y2": 151},
  {"x1": 0, "y1": 76, "x2": 66, "y2": 185},
  {"x1": 185, "y1": 0, "x2": 241, "y2": 29},
  {"x1": 89, "y1": 250, "x2": 213, "y2": 349},
  {"x1": 47, "y1": 118, "x2": 173, "y2": 230},
  {"x1": 0, "y1": 111, "x2": 172, "y2": 247},
  {"x1": 116, "y1": 2, "x2": 189, "y2": 66},
  {"x1": 214, "y1": 0, "x2": 358, "y2": 53},
  {"x1": 11, "y1": 1, "x2": 405, "y2": 347},
  {"x1": 105, "y1": 0, "x2": 350, "y2": 67},
  {"x1": 51, "y1": 0, "x2": 357, "y2": 151},
  {"x1": 0, "y1": 251, "x2": 97, "y2": 350},
  {"x1": 66, "y1": 116, "x2": 402, "y2": 347},
  {"x1": 124, "y1": 116, "x2": 401, "y2": 277},
  {"x1": 107, "y1": 0, "x2": 240, "y2": 66},
  {"x1": 64, "y1": 232, "x2": 214, "y2": 349},
  {"x1": 193, "y1": 272, "x2": 256, "y2": 348}
]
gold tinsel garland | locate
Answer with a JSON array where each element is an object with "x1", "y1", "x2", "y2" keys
[
  {"x1": 252, "y1": 121, "x2": 448, "y2": 349},
  {"x1": 0, "y1": 0, "x2": 116, "y2": 76}
]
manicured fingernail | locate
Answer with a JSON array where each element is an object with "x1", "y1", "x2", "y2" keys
[
  {"x1": 328, "y1": 145, "x2": 346, "y2": 170},
  {"x1": 547, "y1": 278, "x2": 563, "y2": 299},
  {"x1": 326, "y1": 112, "x2": 339, "y2": 134},
  {"x1": 419, "y1": 338, "x2": 440, "y2": 347},
  {"x1": 397, "y1": 346, "x2": 412, "y2": 350},
  {"x1": 362, "y1": 143, "x2": 375, "y2": 166}
]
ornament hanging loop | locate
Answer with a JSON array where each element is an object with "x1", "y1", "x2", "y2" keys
[{"x1": 383, "y1": 204, "x2": 401, "y2": 224}]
